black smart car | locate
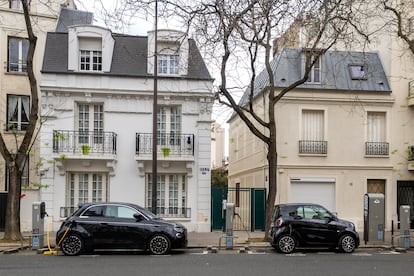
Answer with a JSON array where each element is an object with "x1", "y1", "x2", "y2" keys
[
  {"x1": 269, "y1": 203, "x2": 359, "y2": 254},
  {"x1": 56, "y1": 202, "x2": 187, "y2": 256}
]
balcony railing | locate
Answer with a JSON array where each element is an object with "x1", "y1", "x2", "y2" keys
[
  {"x1": 147, "y1": 207, "x2": 191, "y2": 218},
  {"x1": 136, "y1": 133, "x2": 194, "y2": 157},
  {"x1": 53, "y1": 130, "x2": 117, "y2": 155},
  {"x1": 299, "y1": 140, "x2": 327, "y2": 154},
  {"x1": 365, "y1": 142, "x2": 389, "y2": 156}
]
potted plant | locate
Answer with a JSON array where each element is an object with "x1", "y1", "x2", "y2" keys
[
  {"x1": 81, "y1": 145, "x2": 91, "y2": 155},
  {"x1": 161, "y1": 147, "x2": 170, "y2": 157}
]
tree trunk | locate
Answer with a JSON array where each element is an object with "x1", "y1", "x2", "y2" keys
[
  {"x1": 3, "y1": 162, "x2": 22, "y2": 241},
  {"x1": 264, "y1": 139, "x2": 277, "y2": 240}
]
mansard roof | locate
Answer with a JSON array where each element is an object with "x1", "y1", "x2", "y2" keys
[{"x1": 237, "y1": 48, "x2": 391, "y2": 107}]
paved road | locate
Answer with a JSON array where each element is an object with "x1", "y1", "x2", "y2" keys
[{"x1": 1, "y1": 248, "x2": 413, "y2": 276}]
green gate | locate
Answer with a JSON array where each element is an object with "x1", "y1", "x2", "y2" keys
[
  {"x1": 251, "y1": 189, "x2": 266, "y2": 231},
  {"x1": 213, "y1": 187, "x2": 265, "y2": 231},
  {"x1": 211, "y1": 187, "x2": 228, "y2": 231}
]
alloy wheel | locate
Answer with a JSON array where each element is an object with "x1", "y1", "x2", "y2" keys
[
  {"x1": 61, "y1": 234, "x2": 83, "y2": 256},
  {"x1": 277, "y1": 235, "x2": 296, "y2": 254},
  {"x1": 148, "y1": 234, "x2": 171, "y2": 255},
  {"x1": 340, "y1": 235, "x2": 356, "y2": 253}
]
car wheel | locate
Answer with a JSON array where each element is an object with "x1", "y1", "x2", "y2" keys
[
  {"x1": 339, "y1": 234, "x2": 356, "y2": 253},
  {"x1": 60, "y1": 234, "x2": 84, "y2": 256},
  {"x1": 276, "y1": 235, "x2": 296, "y2": 254},
  {"x1": 148, "y1": 234, "x2": 171, "y2": 255}
]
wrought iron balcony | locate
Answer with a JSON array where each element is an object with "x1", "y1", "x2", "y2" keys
[
  {"x1": 60, "y1": 206, "x2": 76, "y2": 218},
  {"x1": 365, "y1": 142, "x2": 389, "y2": 156},
  {"x1": 136, "y1": 133, "x2": 194, "y2": 157},
  {"x1": 299, "y1": 140, "x2": 327, "y2": 154},
  {"x1": 53, "y1": 130, "x2": 117, "y2": 155},
  {"x1": 147, "y1": 207, "x2": 191, "y2": 218}
]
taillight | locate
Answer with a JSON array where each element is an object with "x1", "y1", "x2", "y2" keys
[{"x1": 275, "y1": 218, "x2": 283, "y2": 227}]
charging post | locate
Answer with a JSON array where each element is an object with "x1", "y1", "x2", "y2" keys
[
  {"x1": 32, "y1": 202, "x2": 46, "y2": 249},
  {"x1": 225, "y1": 202, "x2": 235, "y2": 250}
]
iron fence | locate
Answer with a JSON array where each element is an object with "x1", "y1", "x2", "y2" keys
[
  {"x1": 299, "y1": 140, "x2": 328, "y2": 154},
  {"x1": 136, "y1": 133, "x2": 194, "y2": 156}
]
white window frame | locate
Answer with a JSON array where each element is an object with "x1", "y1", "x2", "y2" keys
[
  {"x1": 67, "y1": 173, "x2": 108, "y2": 208},
  {"x1": 366, "y1": 111, "x2": 386, "y2": 143},
  {"x1": 7, "y1": 95, "x2": 30, "y2": 131},
  {"x1": 80, "y1": 50, "x2": 102, "y2": 71},
  {"x1": 157, "y1": 106, "x2": 182, "y2": 148},
  {"x1": 146, "y1": 174, "x2": 187, "y2": 217},
  {"x1": 304, "y1": 53, "x2": 321, "y2": 83},
  {"x1": 158, "y1": 54, "x2": 179, "y2": 75},
  {"x1": 8, "y1": 37, "x2": 29, "y2": 72},
  {"x1": 77, "y1": 103, "x2": 104, "y2": 146}
]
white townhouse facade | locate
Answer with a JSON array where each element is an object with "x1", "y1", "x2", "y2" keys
[{"x1": 39, "y1": 12, "x2": 214, "y2": 232}]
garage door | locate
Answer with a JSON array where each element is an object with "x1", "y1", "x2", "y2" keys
[{"x1": 290, "y1": 178, "x2": 336, "y2": 212}]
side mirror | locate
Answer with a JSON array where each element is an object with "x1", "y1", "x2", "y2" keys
[{"x1": 133, "y1": 213, "x2": 144, "y2": 221}]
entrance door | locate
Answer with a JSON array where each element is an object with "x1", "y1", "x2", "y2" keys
[
  {"x1": 251, "y1": 189, "x2": 265, "y2": 231},
  {"x1": 211, "y1": 187, "x2": 227, "y2": 231}
]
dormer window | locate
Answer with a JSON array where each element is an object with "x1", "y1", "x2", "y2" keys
[
  {"x1": 305, "y1": 55, "x2": 321, "y2": 83},
  {"x1": 158, "y1": 54, "x2": 179, "y2": 75},
  {"x1": 349, "y1": 64, "x2": 366, "y2": 80},
  {"x1": 79, "y1": 37, "x2": 102, "y2": 72},
  {"x1": 80, "y1": 50, "x2": 102, "y2": 71}
]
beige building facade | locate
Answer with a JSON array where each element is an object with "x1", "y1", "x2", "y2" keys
[
  {"x1": 0, "y1": 0, "x2": 75, "y2": 230},
  {"x1": 228, "y1": 15, "x2": 414, "y2": 232}
]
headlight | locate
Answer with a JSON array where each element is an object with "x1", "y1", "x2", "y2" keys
[{"x1": 174, "y1": 225, "x2": 185, "y2": 233}]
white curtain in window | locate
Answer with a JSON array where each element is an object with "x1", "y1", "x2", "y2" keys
[
  {"x1": 367, "y1": 112, "x2": 386, "y2": 142},
  {"x1": 302, "y1": 110, "x2": 324, "y2": 140},
  {"x1": 22, "y1": 96, "x2": 30, "y2": 121},
  {"x1": 7, "y1": 96, "x2": 18, "y2": 122}
]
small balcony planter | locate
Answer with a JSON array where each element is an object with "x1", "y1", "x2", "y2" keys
[
  {"x1": 162, "y1": 147, "x2": 171, "y2": 157},
  {"x1": 81, "y1": 145, "x2": 91, "y2": 155}
]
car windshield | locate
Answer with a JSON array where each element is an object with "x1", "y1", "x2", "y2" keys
[{"x1": 136, "y1": 205, "x2": 160, "y2": 220}]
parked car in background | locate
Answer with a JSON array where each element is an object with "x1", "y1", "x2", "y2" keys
[
  {"x1": 269, "y1": 203, "x2": 359, "y2": 254},
  {"x1": 56, "y1": 202, "x2": 187, "y2": 256}
]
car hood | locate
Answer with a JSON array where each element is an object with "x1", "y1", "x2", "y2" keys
[{"x1": 336, "y1": 218, "x2": 355, "y2": 229}]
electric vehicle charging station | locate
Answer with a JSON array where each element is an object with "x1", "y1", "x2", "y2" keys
[
  {"x1": 363, "y1": 193, "x2": 385, "y2": 245},
  {"x1": 32, "y1": 202, "x2": 46, "y2": 249},
  {"x1": 399, "y1": 205, "x2": 411, "y2": 249},
  {"x1": 225, "y1": 202, "x2": 235, "y2": 249}
]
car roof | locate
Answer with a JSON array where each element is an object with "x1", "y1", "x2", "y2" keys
[
  {"x1": 78, "y1": 202, "x2": 143, "y2": 209},
  {"x1": 275, "y1": 203, "x2": 325, "y2": 208}
]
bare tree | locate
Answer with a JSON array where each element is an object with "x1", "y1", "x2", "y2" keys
[
  {"x1": 185, "y1": 0, "x2": 373, "y2": 237},
  {"x1": 86, "y1": 0, "x2": 371, "y2": 236},
  {"x1": 0, "y1": 0, "x2": 38, "y2": 241},
  {"x1": 382, "y1": 0, "x2": 414, "y2": 55}
]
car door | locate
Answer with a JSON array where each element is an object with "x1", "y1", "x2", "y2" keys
[
  {"x1": 77, "y1": 205, "x2": 110, "y2": 249},
  {"x1": 100, "y1": 205, "x2": 150, "y2": 249},
  {"x1": 299, "y1": 205, "x2": 338, "y2": 246}
]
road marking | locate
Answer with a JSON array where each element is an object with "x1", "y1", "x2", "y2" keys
[
  {"x1": 248, "y1": 251, "x2": 267, "y2": 255},
  {"x1": 286, "y1": 253, "x2": 307, "y2": 257},
  {"x1": 352, "y1": 252, "x2": 372, "y2": 256},
  {"x1": 380, "y1": 251, "x2": 400, "y2": 255},
  {"x1": 190, "y1": 251, "x2": 209, "y2": 255}
]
